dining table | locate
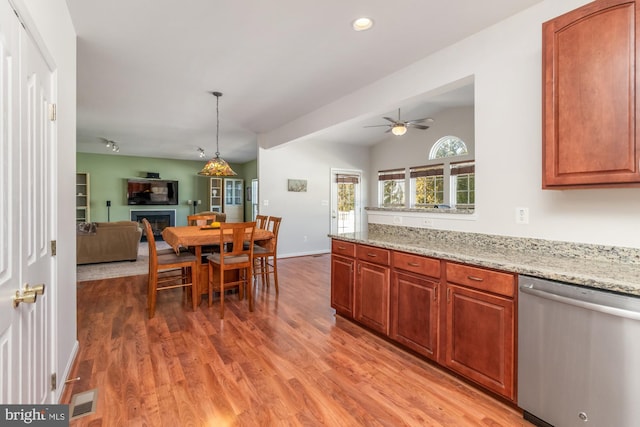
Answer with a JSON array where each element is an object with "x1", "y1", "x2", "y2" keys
[{"x1": 161, "y1": 225, "x2": 274, "y2": 296}]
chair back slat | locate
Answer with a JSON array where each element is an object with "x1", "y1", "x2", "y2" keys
[{"x1": 219, "y1": 221, "x2": 256, "y2": 262}]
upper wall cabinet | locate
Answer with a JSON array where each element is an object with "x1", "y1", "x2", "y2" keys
[{"x1": 543, "y1": 0, "x2": 640, "y2": 188}]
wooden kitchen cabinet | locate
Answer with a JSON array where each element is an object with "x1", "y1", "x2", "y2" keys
[
  {"x1": 543, "y1": 0, "x2": 640, "y2": 188},
  {"x1": 330, "y1": 239, "x2": 517, "y2": 402},
  {"x1": 330, "y1": 240, "x2": 356, "y2": 317},
  {"x1": 443, "y1": 262, "x2": 516, "y2": 401},
  {"x1": 390, "y1": 252, "x2": 441, "y2": 360},
  {"x1": 354, "y1": 245, "x2": 390, "y2": 335}
]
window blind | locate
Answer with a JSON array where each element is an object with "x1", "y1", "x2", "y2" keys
[
  {"x1": 450, "y1": 161, "x2": 475, "y2": 175},
  {"x1": 378, "y1": 168, "x2": 405, "y2": 181},
  {"x1": 409, "y1": 164, "x2": 444, "y2": 178}
]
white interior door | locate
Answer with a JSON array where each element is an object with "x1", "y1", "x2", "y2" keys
[
  {"x1": 330, "y1": 169, "x2": 363, "y2": 234},
  {"x1": 0, "y1": 0, "x2": 55, "y2": 404}
]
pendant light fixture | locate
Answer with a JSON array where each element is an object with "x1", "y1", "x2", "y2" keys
[{"x1": 198, "y1": 91, "x2": 237, "y2": 176}]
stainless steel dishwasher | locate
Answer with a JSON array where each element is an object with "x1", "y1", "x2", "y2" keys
[{"x1": 518, "y1": 275, "x2": 640, "y2": 427}]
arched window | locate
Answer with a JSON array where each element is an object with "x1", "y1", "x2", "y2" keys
[
  {"x1": 429, "y1": 135, "x2": 468, "y2": 159},
  {"x1": 408, "y1": 135, "x2": 474, "y2": 209}
]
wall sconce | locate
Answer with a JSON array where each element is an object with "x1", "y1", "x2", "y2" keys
[{"x1": 187, "y1": 199, "x2": 201, "y2": 215}]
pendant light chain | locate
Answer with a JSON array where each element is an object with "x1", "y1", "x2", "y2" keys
[{"x1": 215, "y1": 92, "x2": 221, "y2": 157}]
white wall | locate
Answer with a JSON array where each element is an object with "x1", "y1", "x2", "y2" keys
[
  {"x1": 261, "y1": 0, "x2": 640, "y2": 250},
  {"x1": 16, "y1": 0, "x2": 77, "y2": 402},
  {"x1": 258, "y1": 141, "x2": 369, "y2": 257}
]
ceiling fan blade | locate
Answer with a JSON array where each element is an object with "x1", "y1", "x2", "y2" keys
[
  {"x1": 364, "y1": 124, "x2": 392, "y2": 128},
  {"x1": 382, "y1": 117, "x2": 397, "y2": 123},
  {"x1": 407, "y1": 123, "x2": 430, "y2": 130},
  {"x1": 406, "y1": 117, "x2": 434, "y2": 124}
]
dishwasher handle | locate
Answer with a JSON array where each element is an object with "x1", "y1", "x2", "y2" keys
[{"x1": 520, "y1": 284, "x2": 640, "y2": 321}]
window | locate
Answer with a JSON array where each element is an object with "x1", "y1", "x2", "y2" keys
[
  {"x1": 429, "y1": 135, "x2": 468, "y2": 159},
  {"x1": 378, "y1": 135, "x2": 474, "y2": 210},
  {"x1": 410, "y1": 165, "x2": 444, "y2": 206},
  {"x1": 450, "y1": 162, "x2": 475, "y2": 208},
  {"x1": 378, "y1": 169, "x2": 405, "y2": 207}
]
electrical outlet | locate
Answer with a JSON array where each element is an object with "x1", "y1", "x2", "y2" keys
[
  {"x1": 303, "y1": 235, "x2": 308, "y2": 242},
  {"x1": 423, "y1": 218, "x2": 434, "y2": 227},
  {"x1": 392, "y1": 216, "x2": 402, "y2": 225},
  {"x1": 515, "y1": 207, "x2": 529, "y2": 224}
]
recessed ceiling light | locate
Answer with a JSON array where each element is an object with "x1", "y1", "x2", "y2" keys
[{"x1": 352, "y1": 17, "x2": 373, "y2": 31}]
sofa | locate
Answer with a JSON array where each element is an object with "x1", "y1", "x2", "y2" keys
[{"x1": 77, "y1": 221, "x2": 143, "y2": 265}]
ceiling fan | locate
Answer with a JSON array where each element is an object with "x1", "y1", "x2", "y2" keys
[{"x1": 365, "y1": 108, "x2": 434, "y2": 136}]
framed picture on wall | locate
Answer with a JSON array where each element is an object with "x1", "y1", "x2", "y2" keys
[{"x1": 287, "y1": 179, "x2": 307, "y2": 192}]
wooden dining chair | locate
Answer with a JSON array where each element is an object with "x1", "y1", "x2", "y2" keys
[
  {"x1": 207, "y1": 221, "x2": 257, "y2": 319},
  {"x1": 187, "y1": 214, "x2": 219, "y2": 226},
  {"x1": 142, "y1": 218, "x2": 198, "y2": 318},
  {"x1": 252, "y1": 216, "x2": 282, "y2": 294},
  {"x1": 255, "y1": 214, "x2": 269, "y2": 229}
]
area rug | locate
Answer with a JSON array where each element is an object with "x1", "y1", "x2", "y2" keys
[{"x1": 76, "y1": 241, "x2": 171, "y2": 282}]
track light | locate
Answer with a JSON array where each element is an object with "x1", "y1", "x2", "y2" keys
[
  {"x1": 198, "y1": 147, "x2": 206, "y2": 158},
  {"x1": 104, "y1": 139, "x2": 119, "y2": 153}
]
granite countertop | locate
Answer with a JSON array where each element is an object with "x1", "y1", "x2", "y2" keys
[{"x1": 330, "y1": 226, "x2": 640, "y2": 297}]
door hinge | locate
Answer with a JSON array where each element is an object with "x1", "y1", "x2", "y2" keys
[
  {"x1": 51, "y1": 240, "x2": 56, "y2": 256},
  {"x1": 49, "y1": 103, "x2": 56, "y2": 121},
  {"x1": 51, "y1": 373, "x2": 57, "y2": 391}
]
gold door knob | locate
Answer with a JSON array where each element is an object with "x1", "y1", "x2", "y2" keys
[
  {"x1": 26, "y1": 283, "x2": 45, "y2": 295},
  {"x1": 13, "y1": 289, "x2": 37, "y2": 308}
]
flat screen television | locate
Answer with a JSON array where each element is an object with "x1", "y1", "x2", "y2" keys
[{"x1": 126, "y1": 179, "x2": 179, "y2": 205}]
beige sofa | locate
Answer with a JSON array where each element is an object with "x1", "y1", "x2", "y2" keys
[{"x1": 77, "y1": 221, "x2": 143, "y2": 265}]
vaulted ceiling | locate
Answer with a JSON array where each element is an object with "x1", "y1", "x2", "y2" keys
[{"x1": 67, "y1": 0, "x2": 542, "y2": 162}]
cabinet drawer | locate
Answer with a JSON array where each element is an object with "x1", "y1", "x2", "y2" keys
[
  {"x1": 392, "y1": 251, "x2": 440, "y2": 278},
  {"x1": 357, "y1": 245, "x2": 390, "y2": 266},
  {"x1": 445, "y1": 262, "x2": 515, "y2": 298},
  {"x1": 332, "y1": 240, "x2": 356, "y2": 257}
]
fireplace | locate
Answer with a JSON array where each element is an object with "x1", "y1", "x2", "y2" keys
[{"x1": 130, "y1": 209, "x2": 176, "y2": 241}]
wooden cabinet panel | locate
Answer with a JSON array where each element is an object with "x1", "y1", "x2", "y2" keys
[
  {"x1": 355, "y1": 260, "x2": 390, "y2": 334},
  {"x1": 444, "y1": 283, "x2": 515, "y2": 400},
  {"x1": 445, "y1": 262, "x2": 515, "y2": 298},
  {"x1": 357, "y1": 244, "x2": 390, "y2": 265},
  {"x1": 543, "y1": 0, "x2": 640, "y2": 187},
  {"x1": 331, "y1": 254, "x2": 355, "y2": 317},
  {"x1": 390, "y1": 271, "x2": 439, "y2": 360},
  {"x1": 332, "y1": 240, "x2": 356, "y2": 258},
  {"x1": 392, "y1": 251, "x2": 440, "y2": 278}
]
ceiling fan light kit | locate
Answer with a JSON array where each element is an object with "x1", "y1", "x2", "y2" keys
[
  {"x1": 198, "y1": 91, "x2": 238, "y2": 177},
  {"x1": 391, "y1": 124, "x2": 407, "y2": 136}
]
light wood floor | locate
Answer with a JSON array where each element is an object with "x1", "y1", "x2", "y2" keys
[{"x1": 65, "y1": 254, "x2": 532, "y2": 426}]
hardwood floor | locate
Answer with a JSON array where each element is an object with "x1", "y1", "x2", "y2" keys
[{"x1": 65, "y1": 254, "x2": 532, "y2": 426}]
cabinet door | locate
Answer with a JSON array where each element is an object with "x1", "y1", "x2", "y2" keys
[
  {"x1": 331, "y1": 255, "x2": 354, "y2": 318},
  {"x1": 223, "y1": 178, "x2": 244, "y2": 222},
  {"x1": 444, "y1": 283, "x2": 515, "y2": 400},
  {"x1": 355, "y1": 260, "x2": 390, "y2": 334},
  {"x1": 543, "y1": 0, "x2": 640, "y2": 187},
  {"x1": 390, "y1": 271, "x2": 438, "y2": 360}
]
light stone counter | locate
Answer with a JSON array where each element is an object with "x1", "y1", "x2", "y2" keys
[{"x1": 330, "y1": 224, "x2": 640, "y2": 297}]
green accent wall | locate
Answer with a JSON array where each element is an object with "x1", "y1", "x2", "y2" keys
[{"x1": 77, "y1": 153, "x2": 254, "y2": 225}]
